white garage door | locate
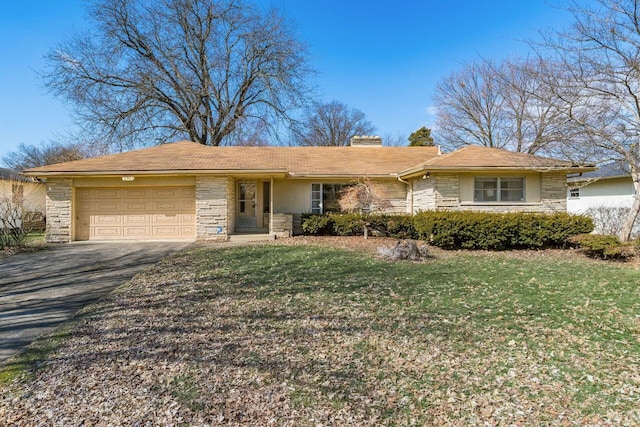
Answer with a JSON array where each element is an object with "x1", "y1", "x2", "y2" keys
[{"x1": 76, "y1": 187, "x2": 196, "y2": 240}]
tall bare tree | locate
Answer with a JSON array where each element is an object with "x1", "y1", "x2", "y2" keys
[
  {"x1": 433, "y1": 61, "x2": 509, "y2": 150},
  {"x1": 537, "y1": 0, "x2": 640, "y2": 241},
  {"x1": 433, "y1": 58, "x2": 577, "y2": 155},
  {"x1": 44, "y1": 0, "x2": 312, "y2": 148},
  {"x1": 294, "y1": 101, "x2": 375, "y2": 146}
]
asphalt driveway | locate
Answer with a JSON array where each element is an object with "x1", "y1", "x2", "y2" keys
[{"x1": 0, "y1": 241, "x2": 191, "y2": 364}]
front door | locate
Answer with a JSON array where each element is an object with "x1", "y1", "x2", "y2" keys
[{"x1": 237, "y1": 181, "x2": 257, "y2": 228}]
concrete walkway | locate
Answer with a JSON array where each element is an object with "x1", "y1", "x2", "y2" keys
[{"x1": 0, "y1": 241, "x2": 190, "y2": 364}]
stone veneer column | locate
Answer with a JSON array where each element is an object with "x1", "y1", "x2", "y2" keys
[
  {"x1": 46, "y1": 178, "x2": 73, "y2": 243},
  {"x1": 196, "y1": 176, "x2": 230, "y2": 240},
  {"x1": 540, "y1": 171, "x2": 568, "y2": 212}
]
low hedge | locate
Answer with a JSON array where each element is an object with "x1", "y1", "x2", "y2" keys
[
  {"x1": 301, "y1": 211, "x2": 593, "y2": 250},
  {"x1": 567, "y1": 234, "x2": 639, "y2": 260}
]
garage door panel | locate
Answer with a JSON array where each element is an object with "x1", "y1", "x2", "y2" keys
[
  {"x1": 124, "y1": 226, "x2": 151, "y2": 237},
  {"x1": 123, "y1": 189, "x2": 151, "y2": 198},
  {"x1": 123, "y1": 200, "x2": 151, "y2": 212},
  {"x1": 123, "y1": 214, "x2": 151, "y2": 224},
  {"x1": 152, "y1": 225, "x2": 181, "y2": 236},
  {"x1": 181, "y1": 188, "x2": 195, "y2": 198},
  {"x1": 95, "y1": 189, "x2": 122, "y2": 199},
  {"x1": 76, "y1": 186, "x2": 195, "y2": 241},
  {"x1": 94, "y1": 214, "x2": 122, "y2": 225},
  {"x1": 153, "y1": 188, "x2": 181, "y2": 198},
  {"x1": 94, "y1": 226, "x2": 124, "y2": 237},
  {"x1": 153, "y1": 212, "x2": 180, "y2": 223},
  {"x1": 95, "y1": 201, "x2": 123, "y2": 212},
  {"x1": 152, "y1": 200, "x2": 180, "y2": 210}
]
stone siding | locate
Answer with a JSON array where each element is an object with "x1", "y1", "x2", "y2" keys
[
  {"x1": 272, "y1": 213, "x2": 293, "y2": 238},
  {"x1": 540, "y1": 171, "x2": 567, "y2": 212},
  {"x1": 412, "y1": 178, "x2": 436, "y2": 213},
  {"x1": 196, "y1": 176, "x2": 230, "y2": 240},
  {"x1": 45, "y1": 178, "x2": 73, "y2": 243},
  {"x1": 226, "y1": 177, "x2": 236, "y2": 234},
  {"x1": 411, "y1": 171, "x2": 568, "y2": 214},
  {"x1": 434, "y1": 173, "x2": 460, "y2": 208}
]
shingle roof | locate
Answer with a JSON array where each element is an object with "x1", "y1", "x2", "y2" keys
[
  {"x1": 22, "y1": 140, "x2": 589, "y2": 178},
  {"x1": 568, "y1": 160, "x2": 630, "y2": 182},
  {"x1": 23, "y1": 141, "x2": 441, "y2": 177},
  {"x1": 398, "y1": 145, "x2": 583, "y2": 177}
]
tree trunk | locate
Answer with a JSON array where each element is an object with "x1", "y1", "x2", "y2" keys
[{"x1": 619, "y1": 171, "x2": 640, "y2": 241}]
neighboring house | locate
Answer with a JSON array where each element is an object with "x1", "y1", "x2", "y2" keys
[
  {"x1": 0, "y1": 168, "x2": 46, "y2": 230},
  {"x1": 22, "y1": 137, "x2": 591, "y2": 243},
  {"x1": 567, "y1": 161, "x2": 639, "y2": 236}
]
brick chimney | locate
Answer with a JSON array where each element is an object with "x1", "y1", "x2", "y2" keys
[{"x1": 350, "y1": 135, "x2": 383, "y2": 147}]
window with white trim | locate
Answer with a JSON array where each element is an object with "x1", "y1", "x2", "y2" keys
[
  {"x1": 569, "y1": 187, "x2": 580, "y2": 198},
  {"x1": 474, "y1": 177, "x2": 525, "y2": 202},
  {"x1": 311, "y1": 183, "x2": 350, "y2": 214}
]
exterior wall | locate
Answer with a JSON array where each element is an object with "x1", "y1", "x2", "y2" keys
[
  {"x1": 412, "y1": 171, "x2": 568, "y2": 214},
  {"x1": 272, "y1": 178, "x2": 407, "y2": 214},
  {"x1": 227, "y1": 177, "x2": 236, "y2": 234},
  {"x1": 412, "y1": 177, "x2": 436, "y2": 212},
  {"x1": 195, "y1": 176, "x2": 230, "y2": 241},
  {"x1": 0, "y1": 180, "x2": 46, "y2": 214},
  {"x1": 46, "y1": 178, "x2": 73, "y2": 243},
  {"x1": 567, "y1": 176, "x2": 639, "y2": 236},
  {"x1": 539, "y1": 171, "x2": 567, "y2": 212}
]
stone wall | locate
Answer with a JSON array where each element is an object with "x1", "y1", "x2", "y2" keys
[
  {"x1": 411, "y1": 171, "x2": 569, "y2": 213},
  {"x1": 45, "y1": 178, "x2": 73, "y2": 243},
  {"x1": 272, "y1": 213, "x2": 293, "y2": 238},
  {"x1": 196, "y1": 176, "x2": 230, "y2": 240},
  {"x1": 434, "y1": 173, "x2": 460, "y2": 208},
  {"x1": 412, "y1": 178, "x2": 436, "y2": 212},
  {"x1": 540, "y1": 171, "x2": 567, "y2": 212}
]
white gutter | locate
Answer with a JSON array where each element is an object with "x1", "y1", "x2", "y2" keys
[{"x1": 396, "y1": 176, "x2": 413, "y2": 214}]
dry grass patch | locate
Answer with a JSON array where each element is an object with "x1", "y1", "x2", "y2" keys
[{"x1": 1, "y1": 243, "x2": 640, "y2": 425}]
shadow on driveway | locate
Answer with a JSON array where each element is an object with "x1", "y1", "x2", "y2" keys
[{"x1": 0, "y1": 241, "x2": 191, "y2": 364}]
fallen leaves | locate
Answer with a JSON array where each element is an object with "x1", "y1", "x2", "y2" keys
[{"x1": 1, "y1": 241, "x2": 640, "y2": 425}]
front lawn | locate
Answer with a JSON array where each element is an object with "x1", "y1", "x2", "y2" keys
[{"x1": 1, "y1": 243, "x2": 639, "y2": 425}]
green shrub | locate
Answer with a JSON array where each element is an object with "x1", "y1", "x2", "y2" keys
[
  {"x1": 301, "y1": 214, "x2": 334, "y2": 235},
  {"x1": 568, "y1": 234, "x2": 638, "y2": 260},
  {"x1": 301, "y1": 211, "x2": 593, "y2": 250}
]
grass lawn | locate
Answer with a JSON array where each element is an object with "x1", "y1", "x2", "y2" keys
[{"x1": 1, "y1": 243, "x2": 640, "y2": 425}]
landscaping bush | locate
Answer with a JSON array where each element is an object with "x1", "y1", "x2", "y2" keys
[
  {"x1": 567, "y1": 234, "x2": 639, "y2": 260},
  {"x1": 300, "y1": 213, "x2": 334, "y2": 235},
  {"x1": 302, "y1": 211, "x2": 593, "y2": 250}
]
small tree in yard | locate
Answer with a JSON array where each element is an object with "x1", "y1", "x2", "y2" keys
[
  {"x1": 338, "y1": 179, "x2": 391, "y2": 239},
  {"x1": 0, "y1": 180, "x2": 39, "y2": 249}
]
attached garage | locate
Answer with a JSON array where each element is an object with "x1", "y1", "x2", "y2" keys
[{"x1": 75, "y1": 186, "x2": 195, "y2": 240}]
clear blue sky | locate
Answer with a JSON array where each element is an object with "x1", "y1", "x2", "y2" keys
[{"x1": 0, "y1": 0, "x2": 575, "y2": 159}]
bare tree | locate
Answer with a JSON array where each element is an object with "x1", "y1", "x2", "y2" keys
[
  {"x1": 2, "y1": 141, "x2": 92, "y2": 172},
  {"x1": 294, "y1": 101, "x2": 375, "y2": 146},
  {"x1": 433, "y1": 58, "x2": 577, "y2": 155},
  {"x1": 433, "y1": 61, "x2": 509, "y2": 151},
  {"x1": 338, "y1": 179, "x2": 391, "y2": 239},
  {"x1": 537, "y1": 0, "x2": 640, "y2": 241},
  {"x1": 0, "y1": 178, "x2": 42, "y2": 248},
  {"x1": 44, "y1": 0, "x2": 312, "y2": 149}
]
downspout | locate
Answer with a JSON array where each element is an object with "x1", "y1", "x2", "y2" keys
[
  {"x1": 397, "y1": 176, "x2": 413, "y2": 214},
  {"x1": 270, "y1": 177, "x2": 274, "y2": 236}
]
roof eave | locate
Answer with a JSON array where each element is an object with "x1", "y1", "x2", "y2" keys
[
  {"x1": 398, "y1": 165, "x2": 595, "y2": 179},
  {"x1": 22, "y1": 169, "x2": 289, "y2": 178}
]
